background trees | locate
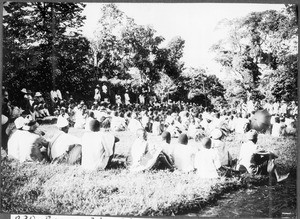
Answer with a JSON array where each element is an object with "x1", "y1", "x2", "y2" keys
[
  {"x1": 3, "y1": 3, "x2": 297, "y2": 106},
  {"x1": 211, "y1": 5, "x2": 298, "y2": 104},
  {"x1": 3, "y1": 2, "x2": 94, "y2": 100}
]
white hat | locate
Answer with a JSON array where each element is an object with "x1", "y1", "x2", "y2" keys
[
  {"x1": 2, "y1": 115, "x2": 8, "y2": 125},
  {"x1": 210, "y1": 129, "x2": 223, "y2": 140},
  {"x1": 14, "y1": 117, "x2": 25, "y2": 129},
  {"x1": 21, "y1": 88, "x2": 27, "y2": 93},
  {"x1": 35, "y1": 92, "x2": 42, "y2": 97},
  {"x1": 57, "y1": 117, "x2": 69, "y2": 128}
]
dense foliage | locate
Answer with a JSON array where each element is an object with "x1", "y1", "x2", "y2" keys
[
  {"x1": 211, "y1": 5, "x2": 298, "y2": 104},
  {"x1": 3, "y1": 2, "x2": 93, "y2": 100}
]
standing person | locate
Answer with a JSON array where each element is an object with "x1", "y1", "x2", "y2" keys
[
  {"x1": 124, "y1": 89, "x2": 131, "y2": 105},
  {"x1": 139, "y1": 93, "x2": 145, "y2": 105},
  {"x1": 94, "y1": 84, "x2": 101, "y2": 103},
  {"x1": 236, "y1": 130, "x2": 289, "y2": 182},
  {"x1": 279, "y1": 100, "x2": 288, "y2": 116}
]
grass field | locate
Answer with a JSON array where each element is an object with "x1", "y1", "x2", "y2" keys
[{"x1": 1, "y1": 125, "x2": 297, "y2": 216}]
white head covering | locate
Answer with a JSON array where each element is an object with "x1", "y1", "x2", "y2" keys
[{"x1": 14, "y1": 117, "x2": 25, "y2": 129}]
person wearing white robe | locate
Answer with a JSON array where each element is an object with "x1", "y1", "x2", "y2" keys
[
  {"x1": 8, "y1": 115, "x2": 48, "y2": 162},
  {"x1": 81, "y1": 119, "x2": 117, "y2": 171},
  {"x1": 194, "y1": 137, "x2": 221, "y2": 178},
  {"x1": 48, "y1": 118, "x2": 81, "y2": 161},
  {"x1": 172, "y1": 134, "x2": 195, "y2": 172}
]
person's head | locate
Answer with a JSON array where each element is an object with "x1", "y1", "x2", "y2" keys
[
  {"x1": 210, "y1": 129, "x2": 223, "y2": 140},
  {"x1": 89, "y1": 119, "x2": 101, "y2": 132},
  {"x1": 246, "y1": 129, "x2": 258, "y2": 144},
  {"x1": 14, "y1": 116, "x2": 25, "y2": 129},
  {"x1": 57, "y1": 117, "x2": 69, "y2": 133},
  {"x1": 161, "y1": 131, "x2": 171, "y2": 144},
  {"x1": 101, "y1": 118, "x2": 111, "y2": 130},
  {"x1": 22, "y1": 115, "x2": 38, "y2": 132},
  {"x1": 195, "y1": 131, "x2": 205, "y2": 142},
  {"x1": 201, "y1": 137, "x2": 212, "y2": 149},
  {"x1": 89, "y1": 111, "x2": 95, "y2": 118},
  {"x1": 178, "y1": 133, "x2": 188, "y2": 145},
  {"x1": 136, "y1": 128, "x2": 147, "y2": 141}
]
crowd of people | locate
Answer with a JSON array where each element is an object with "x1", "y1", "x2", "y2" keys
[{"x1": 2, "y1": 86, "x2": 296, "y2": 182}]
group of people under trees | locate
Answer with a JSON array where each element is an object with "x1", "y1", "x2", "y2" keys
[{"x1": 2, "y1": 85, "x2": 295, "y2": 183}]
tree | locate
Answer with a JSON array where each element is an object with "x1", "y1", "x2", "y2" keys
[
  {"x1": 91, "y1": 4, "x2": 185, "y2": 93},
  {"x1": 3, "y1": 2, "x2": 92, "y2": 100},
  {"x1": 172, "y1": 68, "x2": 225, "y2": 107},
  {"x1": 212, "y1": 5, "x2": 298, "y2": 102}
]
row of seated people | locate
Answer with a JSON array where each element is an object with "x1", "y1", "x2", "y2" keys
[{"x1": 3, "y1": 114, "x2": 289, "y2": 182}]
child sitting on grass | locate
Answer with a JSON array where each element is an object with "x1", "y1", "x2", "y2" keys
[
  {"x1": 194, "y1": 137, "x2": 221, "y2": 178},
  {"x1": 237, "y1": 129, "x2": 289, "y2": 182},
  {"x1": 129, "y1": 129, "x2": 173, "y2": 172},
  {"x1": 172, "y1": 133, "x2": 196, "y2": 173}
]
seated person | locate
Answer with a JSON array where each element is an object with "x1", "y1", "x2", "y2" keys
[
  {"x1": 271, "y1": 117, "x2": 286, "y2": 137},
  {"x1": 172, "y1": 133, "x2": 195, "y2": 172},
  {"x1": 7, "y1": 115, "x2": 49, "y2": 162},
  {"x1": 129, "y1": 129, "x2": 173, "y2": 172},
  {"x1": 48, "y1": 117, "x2": 81, "y2": 164},
  {"x1": 237, "y1": 129, "x2": 289, "y2": 182},
  {"x1": 194, "y1": 137, "x2": 221, "y2": 178},
  {"x1": 110, "y1": 111, "x2": 127, "y2": 131},
  {"x1": 210, "y1": 129, "x2": 232, "y2": 167},
  {"x1": 81, "y1": 119, "x2": 118, "y2": 171}
]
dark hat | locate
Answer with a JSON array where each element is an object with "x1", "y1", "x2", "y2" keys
[{"x1": 178, "y1": 133, "x2": 188, "y2": 145}]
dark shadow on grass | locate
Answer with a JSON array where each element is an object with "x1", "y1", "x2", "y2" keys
[{"x1": 106, "y1": 154, "x2": 127, "y2": 170}]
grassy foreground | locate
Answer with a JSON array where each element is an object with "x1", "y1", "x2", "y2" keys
[{"x1": 1, "y1": 126, "x2": 297, "y2": 216}]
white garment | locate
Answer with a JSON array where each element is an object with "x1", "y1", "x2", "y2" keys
[
  {"x1": 8, "y1": 130, "x2": 47, "y2": 162},
  {"x1": 94, "y1": 88, "x2": 101, "y2": 100},
  {"x1": 272, "y1": 123, "x2": 285, "y2": 137},
  {"x1": 128, "y1": 119, "x2": 143, "y2": 133},
  {"x1": 49, "y1": 131, "x2": 81, "y2": 159},
  {"x1": 152, "y1": 121, "x2": 162, "y2": 135},
  {"x1": 235, "y1": 118, "x2": 249, "y2": 134},
  {"x1": 194, "y1": 148, "x2": 221, "y2": 178},
  {"x1": 81, "y1": 132, "x2": 115, "y2": 171},
  {"x1": 130, "y1": 139, "x2": 148, "y2": 168},
  {"x1": 124, "y1": 93, "x2": 130, "y2": 105},
  {"x1": 237, "y1": 141, "x2": 257, "y2": 173},
  {"x1": 111, "y1": 116, "x2": 127, "y2": 131},
  {"x1": 172, "y1": 143, "x2": 195, "y2": 172},
  {"x1": 211, "y1": 139, "x2": 230, "y2": 166}
]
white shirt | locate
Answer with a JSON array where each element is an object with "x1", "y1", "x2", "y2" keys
[
  {"x1": 81, "y1": 132, "x2": 115, "y2": 171},
  {"x1": 238, "y1": 141, "x2": 257, "y2": 173},
  {"x1": 172, "y1": 143, "x2": 195, "y2": 172},
  {"x1": 49, "y1": 131, "x2": 81, "y2": 159},
  {"x1": 194, "y1": 148, "x2": 221, "y2": 178},
  {"x1": 8, "y1": 130, "x2": 47, "y2": 162}
]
